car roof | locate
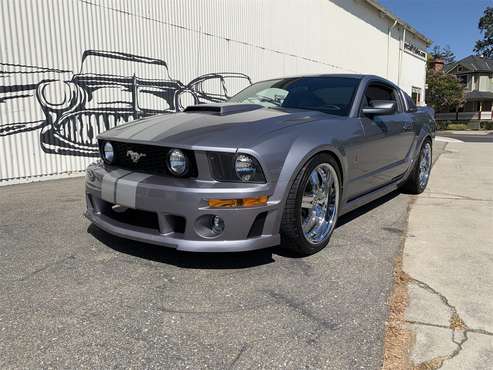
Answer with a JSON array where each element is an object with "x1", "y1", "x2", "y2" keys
[
  {"x1": 255, "y1": 73, "x2": 364, "y2": 81},
  {"x1": 253, "y1": 74, "x2": 399, "y2": 89}
]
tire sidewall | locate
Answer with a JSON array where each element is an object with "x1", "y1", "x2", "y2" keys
[
  {"x1": 416, "y1": 140, "x2": 432, "y2": 193},
  {"x1": 293, "y1": 154, "x2": 342, "y2": 252}
]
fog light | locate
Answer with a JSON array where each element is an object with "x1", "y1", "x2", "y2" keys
[
  {"x1": 211, "y1": 216, "x2": 225, "y2": 235},
  {"x1": 194, "y1": 214, "x2": 226, "y2": 238}
]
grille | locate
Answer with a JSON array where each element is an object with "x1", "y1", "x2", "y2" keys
[{"x1": 101, "y1": 141, "x2": 197, "y2": 177}]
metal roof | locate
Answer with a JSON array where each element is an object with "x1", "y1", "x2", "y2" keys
[
  {"x1": 445, "y1": 55, "x2": 493, "y2": 74},
  {"x1": 464, "y1": 90, "x2": 493, "y2": 102},
  {"x1": 363, "y1": 0, "x2": 432, "y2": 46}
]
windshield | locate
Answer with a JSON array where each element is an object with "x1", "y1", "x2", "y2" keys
[{"x1": 228, "y1": 76, "x2": 360, "y2": 116}]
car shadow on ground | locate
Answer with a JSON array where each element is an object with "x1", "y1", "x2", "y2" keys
[
  {"x1": 88, "y1": 190, "x2": 402, "y2": 269},
  {"x1": 88, "y1": 224, "x2": 276, "y2": 269},
  {"x1": 336, "y1": 190, "x2": 400, "y2": 228}
]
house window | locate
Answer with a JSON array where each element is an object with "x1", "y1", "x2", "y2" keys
[
  {"x1": 411, "y1": 87, "x2": 422, "y2": 105},
  {"x1": 457, "y1": 75, "x2": 468, "y2": 86}
]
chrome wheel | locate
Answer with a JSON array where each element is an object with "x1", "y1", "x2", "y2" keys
[
  {"x1": 300, "y1": 163, "x2": 339, "y2": 244},
  {"x1": 419, "y1": 142, "x2": 432, "y2": 188}
]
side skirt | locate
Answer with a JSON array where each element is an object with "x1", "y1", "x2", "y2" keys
[{"x1": 339, "y1": 175, "x2": 404, "y2": 216}]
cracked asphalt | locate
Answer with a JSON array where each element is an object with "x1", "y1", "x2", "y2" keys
[{"x1": 0, "y1": 143, "x2": 446, "y2": 369}]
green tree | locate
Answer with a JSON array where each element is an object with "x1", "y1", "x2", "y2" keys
[
  {"x1": 426, "y1": 70, "x2": 464, "y2": 112},
  {"x1": 430, "y1": 45, "x2": 456, "y2": 64},
  {"x1": 474, "y1": 7, "x2": 493, "y2": 57}
]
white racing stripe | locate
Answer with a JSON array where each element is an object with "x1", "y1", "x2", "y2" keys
[
  {"x1": 101, "y1": 169, "x2": 132, "y2": 203},
  {"x1": 435, "y1": 136, "x2": 464, "y2": 143},
  {"x1": 101, "y1": 170, "x2": 152, "y2": 207},
  {"x1": 114, "y1": 172, "x2": 153, "y2": 208}
]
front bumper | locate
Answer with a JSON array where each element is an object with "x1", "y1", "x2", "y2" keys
[{"x1": 85, "y1": 163, "x2": 281, "y2": 252}]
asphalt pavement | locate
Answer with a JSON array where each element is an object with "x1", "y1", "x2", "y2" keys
[{"x1": 0, "y1": 143, "x2": 446, "y2": 369}]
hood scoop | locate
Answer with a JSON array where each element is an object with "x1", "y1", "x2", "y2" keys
[{"x1": 183, "y1": 103, "x2": 263, "y2": 115}]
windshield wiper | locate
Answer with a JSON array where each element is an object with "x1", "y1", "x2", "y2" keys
[
  {"x1": 254, "y1": 95, "x2": 282, "y2": 107},
  {"x1": 282, "y1": 105, "x2": 344, "y2": 115}
]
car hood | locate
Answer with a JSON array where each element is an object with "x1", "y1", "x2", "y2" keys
[{"x1": 99, "y1": 104, "x2": 329, "y2": 149}]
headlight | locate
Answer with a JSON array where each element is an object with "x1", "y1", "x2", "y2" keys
[
  {"x1": 167, "y1": 148, "x2": 189, "y2": 176},
  {"x1": 235, "y1": 154, "x2": 258, "y2": 182},
  {"x1": 102, "y1": 142, "x2": 115, "y2": 164},
  {"x1": 207, "y1": 152, "x2": 266, "y2": 183}
]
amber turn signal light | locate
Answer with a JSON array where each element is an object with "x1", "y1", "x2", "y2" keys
[{"x1": 208, "y1": 196, "x2": 268, "y2": 208}]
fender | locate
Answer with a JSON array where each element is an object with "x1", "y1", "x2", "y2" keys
[
  {"x1": 266, "y1": 129, "x2": 350, "y2": 233},
  {"x1": 263, "y1": 144, "x2": 345, "y2": 233},
  {"x1": 398, "y1": 124, "x2": 433, "y2": 189},
  {"x1": 242, "y1": 116, "x2": 362, "y2": 234}
]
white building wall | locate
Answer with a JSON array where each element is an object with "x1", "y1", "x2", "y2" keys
[
  {"x1": 0, "y1": 0, "x2": 428, "y2": 184},
  {"x1": 400, "y1": 51, "x2": 427, "y2": 104}
]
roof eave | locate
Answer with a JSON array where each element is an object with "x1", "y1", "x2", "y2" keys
[{"x1": 363, "y1": 0, "x2": 432, "y2": 46}]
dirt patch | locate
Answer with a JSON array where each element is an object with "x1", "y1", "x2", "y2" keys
[
  {"x1": 413, "y1": 356, "x2": 446, "y2": 370},
  {"x1": 382, "y1": 253, "x2": 413, "y2": 370},
  {"x1": 450, "y1": 312, "x2": 466, "y2": 331}
]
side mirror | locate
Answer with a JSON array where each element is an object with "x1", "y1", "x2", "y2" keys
[{"x1": 362, "y1": 100, "x2": 396, "y2": 116}]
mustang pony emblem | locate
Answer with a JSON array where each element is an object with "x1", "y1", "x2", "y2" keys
[{"x1": 126, "y1": 150, "x2": 147, "y2": 163}]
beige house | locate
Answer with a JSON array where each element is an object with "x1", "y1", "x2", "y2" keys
[{"x1": 438, "y1": 55, "x2": 493, "y2": 121}]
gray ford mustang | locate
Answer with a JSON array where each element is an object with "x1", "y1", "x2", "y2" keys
[{"x1": 85, "y1": 74, "x2": 435, "y2": 255}]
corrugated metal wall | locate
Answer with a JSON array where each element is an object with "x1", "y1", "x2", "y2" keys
[{"x1": 0, "y1": 0, "x2": 427, "y2": 185}]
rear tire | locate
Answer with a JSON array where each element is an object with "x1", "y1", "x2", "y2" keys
[
  {"x1": 401, "y1": 139, "x2": 432, "y2": 194},
  {"x1": 280, "y1": 153, "x2": 341, "y2": 256}
]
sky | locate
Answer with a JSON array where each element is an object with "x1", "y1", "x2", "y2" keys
[{"x1": 378, "y1": 0, "x2": 492, "y2": 60}]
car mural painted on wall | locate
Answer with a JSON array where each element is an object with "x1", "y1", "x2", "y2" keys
[{"x1": 35, "y1": 50, "x2": 252, "y2": 156}]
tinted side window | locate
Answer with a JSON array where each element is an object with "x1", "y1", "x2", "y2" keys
[
  {"x1": 365, "y1": 84, "x2": 396, "y2": 105},
  {"x1": 362, "y1": 83, "x2": 402, "y2": 113}
]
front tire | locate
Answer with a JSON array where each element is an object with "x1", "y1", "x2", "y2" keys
[
  {"x1": 402, "y1": 139, "x2": 432, "y2": 194},
  {"x1": 280, "y1": 154, "x2": 341, "y2": 256}
]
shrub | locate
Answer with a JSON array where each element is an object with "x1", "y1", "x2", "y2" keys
[
  {"x1": 447, "y1": 123, "x2": 469, "y2": 131},
  {"x1": 435, "y1": 121, "x2": 449, "y2": 130},
  {"x1": 480, "y1": 121, "x2": 493, "y2": 130}
]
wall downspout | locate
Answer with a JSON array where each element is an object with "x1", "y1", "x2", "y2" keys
[
  {"x1": 398, "y1": 28, "x2": 406, "y2": 87},
  {"x1": 387, "y1": 20, "x2": 398, "y2": 79}
]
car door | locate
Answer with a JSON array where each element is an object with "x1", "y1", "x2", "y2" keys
[{"x1": 357, "y1": 82, "x2": 413, "y2": 190}]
